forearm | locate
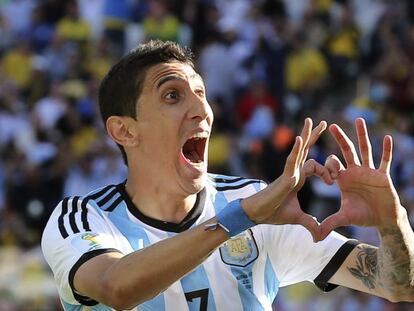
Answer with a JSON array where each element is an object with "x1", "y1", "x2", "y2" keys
[
  {"x1": 331, "y1": 208, "x2": 414, "y2": 301},
  {"x1": 376, "y1": 207, "x2": 414, "y2": 301},
  {"x1": 77, "y1": 218, "x2": 228, "y2": 309}
]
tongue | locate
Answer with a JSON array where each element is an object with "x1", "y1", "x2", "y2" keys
[
  {"x1": 190, "y1": 150, "x2": 201, "y2": 163},
  {"x1": 183, "y1": 139, "x2": 203, "y2": 163},
  {"x1": 184, "y1": 149, "x2": 201, "y2": 163}
]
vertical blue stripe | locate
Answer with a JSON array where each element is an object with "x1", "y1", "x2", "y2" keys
[
  {"x1": 264, "y1": 255, "x2": 279, "y2": 304},
  {"x1": 209, "y1": 173, "x2": 241, "y2": 214},
  {"x1": 108, "y1": 202, "x2": 150, "y2": 250},
  {"x1": 229, "y1": 265, "x2": 264, "y2": 311},
  {"x1": 107, "y1": 203, "x2": 165, "y2": 311},
  {"x1": 166, "y1": 232, "x2": 216, "y2": 311},
  {"x1": 212, "y1": 177, "x2": 265, "y2": 310},
  {"x1": 180, "y1": 265, "x2": 217, "y2": 311},
  {"x1": 211, "y1": 190, "x2": 229, "y2": 214},
  {"x1": 210, "y1": 175, "x2": 263, "y2": 216}
]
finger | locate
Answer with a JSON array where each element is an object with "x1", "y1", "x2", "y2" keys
[
  {"x1": 303, "y1": 159, "x2": 334, "y2": 185},
  {"x1": 296, "y1": 213, "x2": 321, "y2": 243},
  {"x1": 299, "y1": 117, "x2": 313, "y2": 144},
  {"x1": 318, "y1": 212, "x2": 349, "y2": 241},
  {"x1": 329, "y1": 124, "x2": 361, "y2": 167},
  {"x1": 308, "y1": 120, "x2": 328, "y2": 147},
  {"x1": 284, "y1": 136, "x2": 303, "y2": 177},
  {"x1": 325, "y1": 154, "x2": 345, "y2": 179},
  {"x1": 379, "y1": 135, "x2": 393, "y2": 174},
  {"x1": 298, "y1": 118, "x2": 313, "y2": 165},
  {"x1": 301, "y1": 120, "x2": 328, "y2": 165},
  {"x1": 355, "y1": 118, "x2": 374, "y2": 168}
]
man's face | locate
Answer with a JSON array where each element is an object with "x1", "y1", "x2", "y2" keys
[{"x1": 133, "y1": 61, "x2": 213, "y2": 195}]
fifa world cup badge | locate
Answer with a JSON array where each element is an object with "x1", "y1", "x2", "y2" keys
[
  {"x1": 71, "y1": 232, "x2": 104, "y2": 252},
  {"x1": 219, "y1": 230, "x2": 258, "y2": 267}
]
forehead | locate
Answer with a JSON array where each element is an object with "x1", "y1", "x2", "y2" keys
[{"x1": 143, "y1": 62, "x2": 203, "y2": 91}]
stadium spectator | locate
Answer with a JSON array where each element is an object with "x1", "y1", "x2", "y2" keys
[
  {"x1": 1, "y1": 38, "x2": 34, "y2": 92},
  {"x1": 143, "y1": 0, "x2": 181, "y2": 42},
  {"x1": 56, "y1": 1, "x2": 91, "y2": 44}
]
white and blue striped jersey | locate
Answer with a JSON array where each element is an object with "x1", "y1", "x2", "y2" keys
[{"x1": 41, "y1": 174, "x2": 358, "y2": 311}]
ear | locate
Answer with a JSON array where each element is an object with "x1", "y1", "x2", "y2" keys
[{"x1": 106, "y1": 116, "x2": 139, "y2": 148}]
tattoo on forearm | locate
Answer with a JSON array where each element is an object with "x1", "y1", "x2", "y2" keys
[
  {"x1": 347, "y1": 245, "x2": 378, "y2": 289},
  {"x1": 347, "y1": 226, "x2": 414, "y2": 298},
  {"x1": 378, "y1": 227, "x2": 413, "y2": 291}
]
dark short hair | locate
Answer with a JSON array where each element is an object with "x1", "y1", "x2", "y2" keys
[{"x1": 98, "y1": 40, "x2": 195, "y2": 165}]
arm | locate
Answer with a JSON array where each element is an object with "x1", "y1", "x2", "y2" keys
[
  {"x1": 74, "y1": 118, "x2": 328, "y2": 308},
  {"x1": 330, "y1": 209, "x2": 414, "y2": 302},
  {"x1": 376, "y1": 215, "x2": 414, "y2": 301},
  {"x1": 319, "y1": 118, "x2": 414, "y2": 302},
  {"x1": 74, "y1": 218, "x2": 228, "y2": 309}
]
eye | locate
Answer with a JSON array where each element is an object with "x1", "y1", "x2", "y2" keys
[
  {"x1": 164, "y1": 90, "x2": 180, "y2": 101},
  {"x1": 195, "y1": 88, "x2": 205, "y2": 98}
]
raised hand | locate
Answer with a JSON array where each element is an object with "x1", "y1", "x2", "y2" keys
[
  {"x1": 242, "y1": 118, "x2": 330, "y2": 242},
  {"x1": 318, "y1": 118, "x2": 402, "y2": 241}
]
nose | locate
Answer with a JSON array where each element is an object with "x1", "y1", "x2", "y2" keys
[{"x1": 187, "y1": 93, "x2": 213, "y2": 124}]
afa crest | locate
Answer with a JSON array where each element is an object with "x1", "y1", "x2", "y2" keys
[{"x1": 219, "y1": 230, "x2": 258, "y2": 267}]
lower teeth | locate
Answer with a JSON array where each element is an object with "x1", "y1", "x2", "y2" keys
[{"x1": 189, "y1": 158, "x2": 202, "y2": 164}]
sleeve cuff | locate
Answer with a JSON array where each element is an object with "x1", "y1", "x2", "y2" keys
[
  {"x1": 314, "y1": 239, "x2": 360, "y2": 292},
  {"x1": 68, "y1": 248, "x2": 122, "y2": 306}
]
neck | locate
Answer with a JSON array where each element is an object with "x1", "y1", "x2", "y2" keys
[{"x1": 125, "y1": 175, "x2": 197, "y2": 224}]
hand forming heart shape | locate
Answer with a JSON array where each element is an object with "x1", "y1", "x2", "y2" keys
[
  {"x1": 317, "y1": 118, "x2": 401, "y2": 241},
  {"x1": 291, "y1": 117, "x2": 400, "y2": 242},
  {"x1": 243, "y1": 117, "x2": 401, "y2": 243}
]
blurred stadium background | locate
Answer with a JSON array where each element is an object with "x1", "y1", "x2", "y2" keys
[{"x1": 0, "y1": 0, "x2": 413, "y2": 310}]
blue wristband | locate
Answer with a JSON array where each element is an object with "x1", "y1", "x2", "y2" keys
[{"x1": 216, "y1": 199, "x2": 256, "y2": 237}]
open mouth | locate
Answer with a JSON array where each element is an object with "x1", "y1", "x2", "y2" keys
[{"x1": 182, "y1": 136, "x2": 207, "y2": 164}]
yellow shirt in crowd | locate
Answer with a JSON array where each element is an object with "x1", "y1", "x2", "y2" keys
[{"x1": 286, "y1": 48, "x2": 328, "y2": 92}]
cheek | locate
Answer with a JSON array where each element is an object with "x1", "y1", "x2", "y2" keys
[
  {"x1": 139, "y1": 109, "x2": 183, "y2": 153},
  {"x1": 207, "y1": 108, "x2": 214, "y2": 125},
  {"x1": 145, "y1": 123, "x2": 178, "y2": 154}
]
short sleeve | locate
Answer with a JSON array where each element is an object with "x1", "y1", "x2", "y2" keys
[
  {"x1": 41, "y1": 197, "x2": 124, "y2": 305},
  {"x1": 259, "y1": 223, "x2": 358, "y2": 290}
]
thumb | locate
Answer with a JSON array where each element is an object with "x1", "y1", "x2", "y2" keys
[
  {"x1": 318, "y1": 212, "x2": 349, "y2": 241},
  {"x1": 296, "y1": 213, "x2": 321, "y2": 243}
]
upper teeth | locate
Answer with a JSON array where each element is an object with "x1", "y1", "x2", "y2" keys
[{"x1": 189, "y1": 132, "x2": 208, "y2": 139}]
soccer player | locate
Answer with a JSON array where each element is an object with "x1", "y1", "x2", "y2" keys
[{"x1": 41, "y1": 40, "x2": 414, "y2": 310}]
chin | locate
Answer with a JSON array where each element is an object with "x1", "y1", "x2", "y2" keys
[{"x1": 181, "y1": 173, "x2": 207, "y2": 195}]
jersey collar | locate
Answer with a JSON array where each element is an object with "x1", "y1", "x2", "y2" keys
[{"x1": 118, "y1": 182, "x2": 207, "y2": 233}]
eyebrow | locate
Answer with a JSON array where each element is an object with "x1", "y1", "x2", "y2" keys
[{"x1": 156, "y1": 73, "x2": 203, "y2": 90}]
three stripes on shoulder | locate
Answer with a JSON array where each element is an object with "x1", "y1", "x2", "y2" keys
[{"x1": 58, "y1": 185, "x2": 120, "y2": 239}]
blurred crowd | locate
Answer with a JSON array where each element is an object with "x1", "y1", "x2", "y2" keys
[{"x1": 0, "y1": 0, "x2": 414, "y2": 310}]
